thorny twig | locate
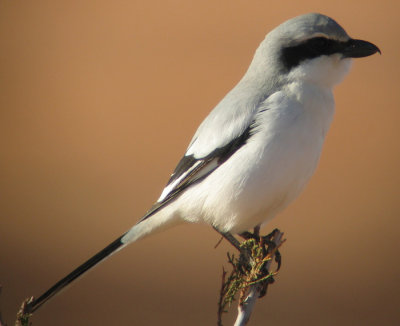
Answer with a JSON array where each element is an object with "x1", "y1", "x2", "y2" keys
[{"x1": 217, "y1": 229, "x2": 285, "y2": 326}]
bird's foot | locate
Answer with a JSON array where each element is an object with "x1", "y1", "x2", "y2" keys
[
  {"x1": 213, "y1": 226, "x2": 282, "y2": 273},
  {"x1": 219, "y1": 227, "x2": 284, "y2": 308},
  {"x1": 260, "y1": 228, "x2": 282, "y2": 270},
  {"x1": 239, "y1": 225, "x2": 261, "y2": 241},
  {"x1": 237, "y1": 227, "x2": 283, "y2": 297}
]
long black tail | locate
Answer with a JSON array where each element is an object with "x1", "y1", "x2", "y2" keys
[{"x1": 26, "y1": 234, "x2": 125, "y2": 313}]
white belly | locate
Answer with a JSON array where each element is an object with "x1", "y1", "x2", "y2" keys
[{"x1": 172, "y1": 83, "x2": 335, "y2": 233}]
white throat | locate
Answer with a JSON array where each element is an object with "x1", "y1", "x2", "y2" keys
[{"x1": 286, "y1": 55, "x2": 353, "y2": 88}]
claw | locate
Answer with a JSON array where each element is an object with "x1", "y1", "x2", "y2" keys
[
  {"x1": 239, "y1": 225, "x2": 261, "y2": 241},
  {"x1": 275, "y1": 249, "x2": 282, "y2": 271},
  {"x1": 239, "y1": 231, "x2": 255, "y2": 240}
]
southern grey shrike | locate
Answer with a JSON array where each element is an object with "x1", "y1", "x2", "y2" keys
[{"x1": 28, "y1": 13, "x2": 380, "y2": 311}]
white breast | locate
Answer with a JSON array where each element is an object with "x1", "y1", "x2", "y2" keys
[{"x1": 168, "y1": 82, "x2": 335, "y2": 233}]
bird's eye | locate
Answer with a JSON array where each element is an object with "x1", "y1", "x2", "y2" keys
[{"x1": 309, "y1": 37, "x2": 329, "y2": 50}]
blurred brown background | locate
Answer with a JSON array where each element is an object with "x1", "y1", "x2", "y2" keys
[{"x1": 0, "y1": 1, "x2": 399, "y2": 325}]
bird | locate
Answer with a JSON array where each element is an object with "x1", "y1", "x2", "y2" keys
[{"x1": 27, "y1": 13, "x2": 380, "y2": 312}]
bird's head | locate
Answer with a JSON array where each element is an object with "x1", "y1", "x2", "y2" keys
[{"x1": 250, "y1": 13, "x2": 380, "y2": 89}]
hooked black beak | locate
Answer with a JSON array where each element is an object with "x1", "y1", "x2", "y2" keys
[{"x1": 342, "y1": 39, "x2": 381, "y2": 58}]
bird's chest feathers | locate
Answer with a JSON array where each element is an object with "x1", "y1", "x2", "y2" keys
[
  {"x1": 286, "y1": 82, "x2": 334, "y2": 160},
  {"x1": 252, "y1": 83, "x2": 335, "y2": 197}
]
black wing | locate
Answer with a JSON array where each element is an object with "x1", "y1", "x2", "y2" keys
[{"x1": 138, "y1": 124, "x2": 254, "y2": 223}]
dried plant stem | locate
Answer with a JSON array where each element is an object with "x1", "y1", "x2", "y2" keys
[
  {"x1": 217, "y1": 229, "x2": 285, "y2": 326},
  {"x1": 234, "y1": 230, "x2": 284, "y2": 326}
]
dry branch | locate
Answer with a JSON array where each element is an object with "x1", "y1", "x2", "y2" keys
[{"x1": 217, "y1": 229, "x2": 285, "y2": 326}]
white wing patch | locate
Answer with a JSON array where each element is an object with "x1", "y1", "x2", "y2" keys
[
  {"x1": 157, "y1": 160, "x2": 203, "y2": 202},
  {"x1": 138, "y1": 108, "x2": 262, "y2": 224}
]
